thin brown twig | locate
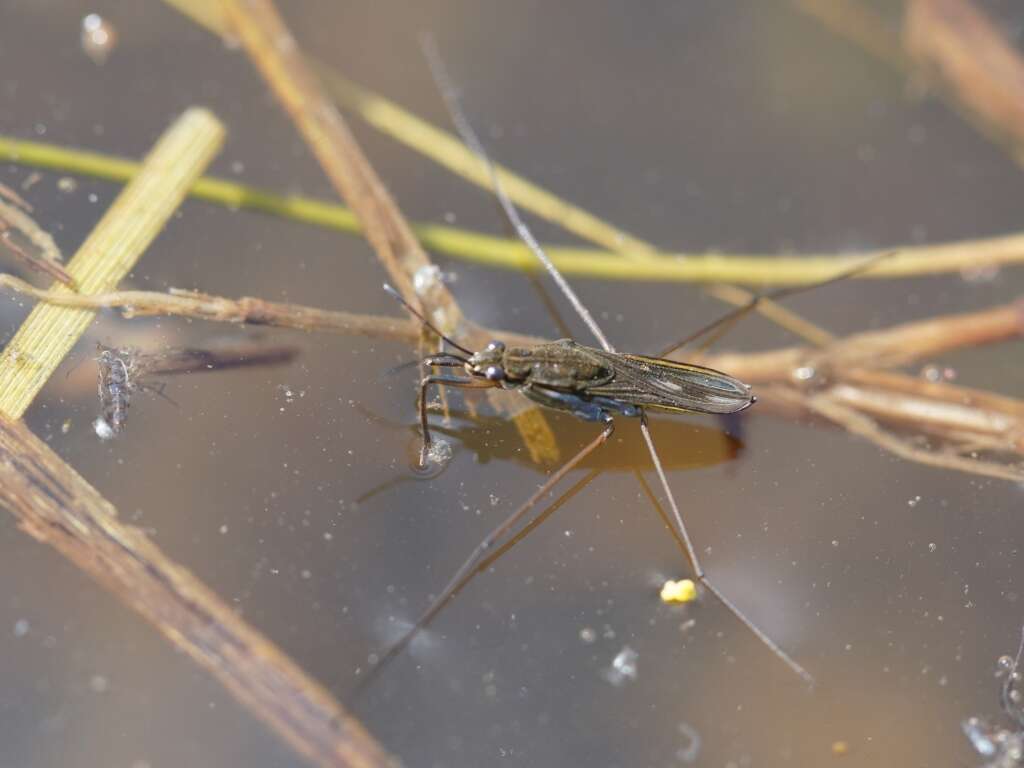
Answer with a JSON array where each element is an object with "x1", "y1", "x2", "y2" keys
[
  {"x1": 4, "y1": 274, "x2": 1019, "y2": 480},
  {"x1": 0, "y1": 416, "x2": 399, "y2": 768},
  {"x1": 0, "y1": 198, "x2": 73, "y2": 286}
]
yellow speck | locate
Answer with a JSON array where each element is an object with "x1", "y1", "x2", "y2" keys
[
  {"x1": 831, "y1": 740, "x2": 849, "y2": 756},
  {"x1": 660, "y1": 579, "x2": 697, "y2": 604}
]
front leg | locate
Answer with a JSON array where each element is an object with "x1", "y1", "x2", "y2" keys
[{"x1": 418, "y1": 374, "x2": 494, "y2": 467}]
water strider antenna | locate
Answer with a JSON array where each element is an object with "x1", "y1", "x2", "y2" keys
[{"x1": 383, "y1": 283, "x2": 473, "y2": 357}]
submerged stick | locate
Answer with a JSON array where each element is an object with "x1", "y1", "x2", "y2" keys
[
  {"x1": 0, "y1": 108, "x2": 224, "y2": 419},
  {"x1": 0, "y1": 416, "x2": 397, "y2": 768}
]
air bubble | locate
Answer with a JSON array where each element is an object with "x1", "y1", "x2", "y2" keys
[
  {"x1": 603, "y1": 645, "x2": 638, "y2": 686},
  {"x1": 93, "y1": 417, "x2": 115, "y2": 441}
]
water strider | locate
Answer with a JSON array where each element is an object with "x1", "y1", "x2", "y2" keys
[{"x1": 360, "y1": 38, "x2": 891, "y2": 690}]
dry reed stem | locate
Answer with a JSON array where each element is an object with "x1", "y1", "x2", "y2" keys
[
  {"x1": 218, "y1": 0, "x2": 558, "y2": 462},
  {"x1": 0, "y1": 416, "x2": 398, "y2": 768},
  {"x1": 698, "y1": 300, "x2": 1024, "y2": 380},
  {"x1": 0, "y1": 108, "x2": 224, "y2": 419},
  {"x1": 0, "y1": 109, "x2": 399, "y2": 767}
]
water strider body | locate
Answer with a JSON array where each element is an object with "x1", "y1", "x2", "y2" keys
[{"x1": 419, "y1": 337, "x2": 754, "y2": 464}]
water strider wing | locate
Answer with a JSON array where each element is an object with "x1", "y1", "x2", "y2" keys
[{"x1": 584, "y1": 350, "x2": 754, "y2": 415}]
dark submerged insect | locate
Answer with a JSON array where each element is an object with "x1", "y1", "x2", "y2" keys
[
  {"x1": 94, "y1": 341, "x2": 298, "y2": 438},
  {"x1": 95, "y1": 344, "x2": 137, "y2": 437}
]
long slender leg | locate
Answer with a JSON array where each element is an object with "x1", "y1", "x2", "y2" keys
[
  {"x1": 418, "y1": 373, "x2": 493, "y2": 467},
  {"x1": 657, "y1": 251, "x2": 897, "y2": 359},
  {"x1": 357, "y1": 416, "x2": 615, "y2": 691},
  {"x1": 639, "y1": 413, "x2": 814, "y2": 685},
  {"x1": 420, "y1": 38, "x2": 814, "y2": 684}
]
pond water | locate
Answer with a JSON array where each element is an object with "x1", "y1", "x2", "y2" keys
[{"x1": 2, "y1": 2, "x2": 1024, "y2": 766}]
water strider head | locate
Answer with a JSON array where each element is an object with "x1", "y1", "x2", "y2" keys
[{"x1": 465, "y1": 340, "x2": 508, "y2": 382}]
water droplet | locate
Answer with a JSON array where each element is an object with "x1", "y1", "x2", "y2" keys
[
  {"x1": 579, "y1": 627, "x2": 596, "y2": 644},
  {"x1": 793, "y1": 365, "x2": 816, "y2": 382},
  {"x1": 907, "y1": 495, "x2": 921, "y2": 508},
  {"x1": 413, "y1": 265, "x2": 442, "y2": 295},
  {"x1": 81, "y1": 14, "x2": 117, "y2": 65},
  {"x1": 13, "y1": 619, "x2": 29, "y2": 637},
  {"x1": 960, "y1": 263, "x2": 1001, "y2": 283},
  {"x1": 89, "y1": 674, "x2": 109, "y2": 693},
  {"x1": 928, "y1": 542, "x2": 937, "y2": 553}
]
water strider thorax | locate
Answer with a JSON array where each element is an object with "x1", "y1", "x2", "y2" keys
[{"x1": 467, "y1": 338, "x2": 614, "y2": 390}]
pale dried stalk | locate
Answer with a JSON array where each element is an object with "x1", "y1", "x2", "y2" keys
[
  {"x1": 0, "y1": 416, "x2": 398, "y2": 768},
  {"x1": 699, "y1": 300, "x2": 1024, "y2": 380},
  {"x1": 0, "y1": 108, "x2": 224, "y2": 419},
  {"x1": 905, "y1": 0, "x2": 1024, "y2": 162}
]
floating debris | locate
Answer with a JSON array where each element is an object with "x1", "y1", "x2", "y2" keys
[
  {"x1": 831, "y1": 740, "x2": 850, "y2": 757},
  {"x1": 963, "y1": 626, "x2": 1024, "y2": 767},
  {"x1": 675, "y1": 721, "x2": 701, "y2": 763},
  {"x1": 661, "y1": 579, "x2": 698, "y2": 604}
]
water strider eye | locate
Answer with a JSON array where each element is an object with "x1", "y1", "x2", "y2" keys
[
  {"x1": 485, "y1": 365, "x2": 505, "y2": 382},
  {"x1": 485, "y1": 341, "x2": 506, "y2": 354}
]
